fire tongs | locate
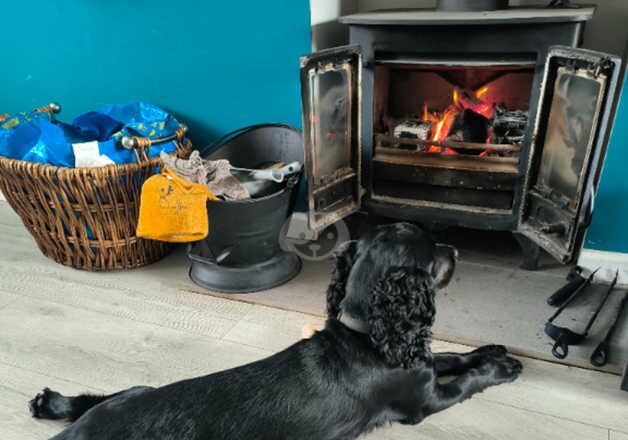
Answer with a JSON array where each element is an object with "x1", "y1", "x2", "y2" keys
[{"x1": 545, "y1": 270, "x2": 618, "y2": 359}]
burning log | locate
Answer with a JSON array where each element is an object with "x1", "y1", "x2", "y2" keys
[
  {"x1": 491, "y1": 108, "x2": 528, "y2": 144},
  {"x1": 393, "y1": 120, "x2": 432, "y2": 150},
  {"x1": 447, "y1": 109, "x2": 490, "y2": 145}
]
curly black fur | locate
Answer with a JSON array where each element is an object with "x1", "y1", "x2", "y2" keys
[
  {"x1": 29, "y1": 222, "x2": 522, "y2": 440},
  {"x1": 368, "y1": 267, "x2": 435, "y2": 369}
]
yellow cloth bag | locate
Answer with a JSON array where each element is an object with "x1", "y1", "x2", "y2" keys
[{"x1": 136, "y1": 167, "x2": 219, "y2": 242}]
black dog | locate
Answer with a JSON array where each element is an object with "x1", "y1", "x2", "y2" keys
[{"x1": 29, "y1": 222, "x2": 522, "y2": 439}]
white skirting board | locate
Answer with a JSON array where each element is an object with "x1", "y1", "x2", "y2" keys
[{"x1": 578, "y1": 248, "x2": 628, "y2": 286}]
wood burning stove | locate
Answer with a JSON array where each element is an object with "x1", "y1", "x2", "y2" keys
[{"x1": 300, "y1": 5, "x2": 621, "y2": 268}]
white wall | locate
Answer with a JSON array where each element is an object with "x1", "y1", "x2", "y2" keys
[
  {"x1": 311, "y1": 0, "x2": 628, "y2": 55},
  {"x1": 311, "y1": 0, "x2": 349, "y2": 25},
  {"x1": 310, "y1": 0, "x2": 359, "y2": 50}
]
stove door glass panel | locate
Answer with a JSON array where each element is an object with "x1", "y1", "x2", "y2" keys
[
  {"x1": 300, "y1": 46, "x2": 362, "y2": 235},
  {"x1": 310, "y1": 68, "x2": 351, "y2": 180},
  {"x1": 536, "y1": 67, "x2": 604, "y2": 209},
  {"x1": 518, "y1": 47, "x2": 620, "y2": 263}
]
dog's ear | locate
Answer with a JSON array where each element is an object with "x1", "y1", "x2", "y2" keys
[
  {"x1": 367, "y1": 267, "x2": 435, "y2": 369},
  {"x1": 326, "y1": 240, "x2": 358, "y2": 318},
  {"x1": 432, "y1": 244, "x2": 458, "y2": 289}
]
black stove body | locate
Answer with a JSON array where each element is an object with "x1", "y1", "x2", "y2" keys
[{"x1": 300, "y1": 6, "x2": 621, "y2": 268}]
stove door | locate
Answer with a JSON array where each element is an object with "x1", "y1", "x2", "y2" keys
[
  {"x1": 518, "y1": 47, "x2": 621, "y2": 263},
  {"x1": 300, "y1": 46, "x2": 362, "y2": 235}
]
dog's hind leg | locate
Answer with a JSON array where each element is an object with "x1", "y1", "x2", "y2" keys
[
  {"x1": 433, "y1": 345, "x2": 508, "y2": 376},
  {"x1": 29, "y1": 386, "x2": 154, "y2": 422}
]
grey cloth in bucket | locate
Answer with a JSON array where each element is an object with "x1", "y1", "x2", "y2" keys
[{"x1": 160, "y1": 150, "x2": 250, "y2": 200}]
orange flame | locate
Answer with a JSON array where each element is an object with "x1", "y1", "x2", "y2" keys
[
  {"x1": 432, "y1": 108, "x2": 458, "y2": 154},
  {"x1": 476, "y1": 86, "x2": 489, "y2": 98},
  {"x1": 433, "y1": 109, "x2": 456, "y2": 142}
]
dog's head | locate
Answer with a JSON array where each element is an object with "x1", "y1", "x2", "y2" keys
[{"x1": 327, "y1": 222, "x2": 457, "y2": 369}]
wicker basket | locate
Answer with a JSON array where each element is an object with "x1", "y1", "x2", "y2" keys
[{"x1": 0, "y1": 106, "x2": 191, "y2": 271}]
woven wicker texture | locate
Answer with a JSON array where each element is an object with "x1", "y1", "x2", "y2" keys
[{"x1": 0, "y1": 131, "x2": 191, "y2": 271}]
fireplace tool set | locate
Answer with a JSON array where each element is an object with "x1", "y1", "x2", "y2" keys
[{"x1": 545, "y1": 268, "x2": 627, "y2": 367}]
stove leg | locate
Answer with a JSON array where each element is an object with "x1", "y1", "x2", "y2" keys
[
  {"x1": 514, "y1": 233, "x2": 541, "y2": 271},
  {"x1": 622, "y1": 363, "x2": 628, "y2": 392}
]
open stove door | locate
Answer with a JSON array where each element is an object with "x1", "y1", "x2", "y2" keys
[
  {"x1": 518, "y1": 47, "x2": 621, "y2": 263},
  {"x1": 300, "y1": 46, "x2": 362, "y2": 235}
]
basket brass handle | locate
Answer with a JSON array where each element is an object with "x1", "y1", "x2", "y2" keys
[
  {"x1": 35, "y1": 102, "x2": 62, "y2": 115},
  {"x1": 1, "y1": 102, "x2": 61, "y2": 123},
  {"x1": 120, "y1": 124, "x2": 188, "y2": 150}
]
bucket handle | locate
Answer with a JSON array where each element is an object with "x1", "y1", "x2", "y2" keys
[{"x1": 200, "y1": 123, "x2": 296, "y2": 157}]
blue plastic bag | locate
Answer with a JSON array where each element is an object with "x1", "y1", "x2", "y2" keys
[{"x1": 0, "y1": 102, "x2": 180, "y2": 167}]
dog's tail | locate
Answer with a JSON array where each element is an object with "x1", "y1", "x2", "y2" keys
[
  {"x1": 30, "y1": 386, "x2": 155, "y2": 422},
  {"x1": 29, "y1": 388, "x2": 121, "y2": 422}
]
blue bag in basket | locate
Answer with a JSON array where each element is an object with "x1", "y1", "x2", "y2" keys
[{"x1": 0, "y1": 101, "x2": 180, "y2": 167}]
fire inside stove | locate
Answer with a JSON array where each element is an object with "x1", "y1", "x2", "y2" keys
[
  {"x1": 374, "y1": 62, "x2": 535, "y2": 157},
  {"x1": 421, "y1": 86, "x2": 497, "y2": 155}
]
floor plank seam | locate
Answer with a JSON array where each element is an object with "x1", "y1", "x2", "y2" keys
[
  {"x1": 2, "y1": 266, "x2": 178, "y2": 302},
  {"x1": 4, "y1": 294, "x2": 239, "y2": 342},
  {"x1": 0, "y1": 360, "x2": 107, "y2": 394},
  {"x1": 182, "y1": 287, "x2": 328, "y2": 318},
  {"x1": 1, "y1": 267, "x2": 253, "y2": 324},
  {"x1": 239, "y1": 303, "x2": 325, "y2": 323},
  {"x1": 476, "y1": 395, "x2": 623, "y2": 432},
  {"x1": 218, "y1": 336, "x2": 274, "y2": 355}
]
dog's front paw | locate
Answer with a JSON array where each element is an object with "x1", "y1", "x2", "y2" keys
[
  {"x1": 492, "y1": 356, "x2": 523, "y2": 383},
  {"x1": 474, "y1": 344, "x2": 507, "y2": 359}
]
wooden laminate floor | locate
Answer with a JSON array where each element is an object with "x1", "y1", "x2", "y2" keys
[{"x1": 0, "y1": 202, "x2": 627, "y2": 439}]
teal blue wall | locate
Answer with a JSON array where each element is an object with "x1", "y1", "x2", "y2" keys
[
  {"x1": 585, "y1": 70, "x2": 628, "y2": 253},
  {"x1": 1, "y1": 1, "x2": 311, "y2": 146}
]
